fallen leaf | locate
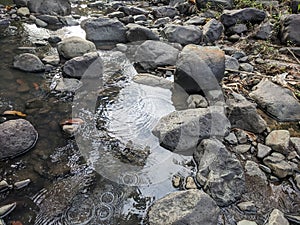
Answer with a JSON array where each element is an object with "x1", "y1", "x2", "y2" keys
[
  {"x1": 11, "y1": 221, "x2": 23, "y2": 225},
  {"x1": 32, "y1": 83, "x2": 39, "y2": 91},
  {"x1": 3, "y1": 110, "x2": 27, "y2": 117},
  {"x1": 60, "y1": 118, "x2": 84, "y2": 126}
]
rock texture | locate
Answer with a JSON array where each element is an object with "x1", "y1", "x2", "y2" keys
[
  {"x1": 281, "y1": 14, "x2": 300, "y2": 46},
  {"x1": 267, "y1": 209, "x2": 289, "y2": 225},
  {"x1": 265, "y1": 130, "x2": 290, "y2": 154},
  {"x1": 126, "y1": 24, "x2": 159, "y2": 42},
  {"x1": 0, "y1": 119, "x2": 38, "y2": 160},
  {"x1": 202, "y1": 19, "x2": 224, "y2": 43},
  {"x1": 13, "y1": 53, "x2": 45, "y2": 72},
  {"x1": 162, "y1": 25, "x2": 203, "y2": 45},
  {"x1": 263, "y1": 153, "x2": 293, "y2": 178},
  {"x1": 28, "y1": 0, "x2": 71, "y2": 16}
]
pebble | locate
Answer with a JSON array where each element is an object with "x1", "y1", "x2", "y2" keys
[
  {"x1": 233, "y1": 144, "x2": 251, "y2": 154},
  {"x1": 185, "y1": 176, "x2": 197, "y2": 189},
  {"x1": 0, "y1": 202, "x2": 16, "y2": 218},
  {"x1": 267, "y1": 209, "x2": 289, "y2": 225},
  {"x1": 237, "y1": 220, "x2": 257, "y2": 225},
  {"x1": 14, "y1": 179, "x2": 31, "y2": 189},
  {"x1": 266, "y1": 130, "x2": 290, "y2": 154},
  {"x1": 237, "y1": 201, "x2": 257, "y2": 213},
  {"x1": 257, "y1": 143, "x2": 272, "y2": 159},
  {"x1": 172, "y1": 175, "x2": 181, "y2": 188},
  {"x1": 0, "y1": 180, "x2": 11, "y2": 193}
]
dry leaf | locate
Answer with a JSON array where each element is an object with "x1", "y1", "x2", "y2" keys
[
  {"x1": 60, "y1": 118, "x2": 84, "y2": 126},
  {"x1": 3, "y1": 110, "x2": 27, "y2": 117}
]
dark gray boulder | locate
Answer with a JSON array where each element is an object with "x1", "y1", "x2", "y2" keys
[
  {"x1": 220, "y1": 8, "x2": 266, "y2": 27},
  {"x1": 119, "y1": 6, "x2": 149, "y2": 16},
  {"x1": 152, "y1": 108, "x2": 230, "y2": 154},
  {"x1": 148, "y1": 189, "x2": 220, "y2": 225},
  {"x1": 175, "y1": 45, "x2": 225, "y2": 94},
  {"x1": 203, "y1": 19, "x2": 224, "y2": 43},
  {"x1": 13, "y1": 53, "x2": 45, "y2": 72},
  {"x1": 194, "y1": 138, "x2": 245, "y2": 206},
  {"x1": 255, "y1": 22, "x2": 272, "y2": 40},
  {"x1": 134, "y1": 40, "x2": 179, "y2": 70},
  {"x1": 249, "y1": 79, "x2": 300, "y2": 122},
  {"x1": 162, "y1": 24, "x2": 203, "y2": 45},
  {"x1": 81, "y1": 18, "x2": 127, "y2": 47},
  {"x1": 0, "y1": 19, "x2": 10, "y2": 32},
  {"x1": 28, "y1": 0, "x2": 71, "y2": 16},
  {"x1": 281, "y1": 14, "x2": 300, "y2": 46},
  {"x1": 126, "y1": 24, "x2": 159, "y2": 42},
  {"x1": 152, "y1": 6, "x2": 179, "y2": 18},
  {"x1": 0, "y1": 119, "x2": 38, "y2": 160}
]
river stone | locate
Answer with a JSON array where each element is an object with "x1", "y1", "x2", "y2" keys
[
  {"x1": 281, "y1": 14, "x2": 300, "y2": 46},
  {"x1": 133, "y1": 73, "x2": 173, "y2": 89},
  {"x1": 55, "y1": 78, "x2": 83, "y2": 92},
  {"x1": 245, "y1": 160, "x2": 268, "y2": 183},
  {"x1": 0, "y1": 19, "x2": 10, "y2": 31},
  {"x1": 257, "y1": 143, "x2": 272, "y2": 158},
  {"x1": 162, "y1": 25, "x2": 203, "y2": 45},
  {"x1": 152, "y1": 108, "x2": 230, "y2": 154},
  {"x1": 290, "y1": 137, "x2": 300, "y2": 155},
  {"x1": 187, "y1": 95, "x2": 208, "y2": 108},
  {"x1": 225, "y1": 55, "x2": 240, "y2": 70},
  {"x1": 237, "y1": 202, "x2": 257, "y2": 213},
  {"x1": 126, "y1": 24, "x2": 159, "y2": 42},
  {"x1": 0, "y1": 119, "x2": 38, "y2": 160},
  {"x1": 263, "y1": 153, "x2": 293, "y2": 178},
  {"x1": 267, "y1": 209, "x2": 289, "y2": 225},
  {"x1": 36, "y1": 15, "x2": 61, "y2": 26},
  {"x1": 238, "y1": 220, "x2": 258, "y2": 225},
  {"x1": 194, "y1": 138, "x2": 245, "y2": 206},
  {"x1": 226, "y1": 93, "x2": 267, "y2": 133},
  {"x1": 13, "y1": 53, "x2": 45, "y2": 72},
  {"x1": 249, "y1": 79, "x2": 300, "y2": 122},
  {"x1": 17, "y1": 7, "x2": 30, "y2": 16},
  {"x1": 119, "y1": 6, "x2": 149, "y2": 16},
  {"x1": 134, "y1": 40, "x2": 179, "y2": 70},
  {"x1": 255, "y1": 22, "x2": 272, "y2": 40},
  {"x1": 175, "y1": 45, "x2": 225, "y2": 95},
  {"x1": 28, "y1": 0, "x2": 71, "y2": 16},
  {"x1": 57, "y1": 37, "x2": 96, "y2": 59},
  {"x1": 233, "y1": 144, "x2": 250, "y2": 154},
  {"x1": 81, "y1": 17, "x2": 127, "y2": 47},
  {"x1": 148, "y1": 189, "x2": 220, "y2": 225},
  {"x1": 265, "y1": 130, "x2": 290, "y2": 154},
  {"x1": 220, "y1": 8, "x2": 266, "y2": 27},
  {"x1": 202, "y1": 19, "x2": 224, "y2": 43},
  {"x1": 63, "y1": 52, "x2": 103, "y2": 79},
  {"x1": 152, "y1": 6, "x2": 178, "y2": 18}
]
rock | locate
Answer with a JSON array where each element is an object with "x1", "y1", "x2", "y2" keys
[
  {"x1": 237, "y1": 220, "x2": 258, "y2": 225},
  {"x1": 148, "y1": 189, "x2": 220, "y2": 225},
  {"x1": 187, "y1": 95, "x2": 208, "y2": 108},
  {"x1": 36, "y1": 15, "x2": 61, "y2": 26},
  {"x1": 194, "y1": 139, "x2": 245, "y2": 206},
  {"x1": 133, "y1": 73, "x2": 173, "y2": 89},
  {"x1": 57, "y1": 36, "x2": 96, "y2": 59},
  {"x1": 281, "y1": 14, "x2": 300, "y2": 46},
  {"x1": 233, "y1": 144, "x2": 250, "y2": 153},
  {"x1": 224, "y1": 132, "x2": 238, "y2": 145},
  {"x1": 0, "y1": 119, "x2": 38, "y2": 160},
  {"x1": 265, "y1": 130, "x2": 290, "y2": 154},
  {"x1": 202, "y1": 19, "x2": 224, "y2": 43},
  {"x1": 225, "y1": 55, "x2": 240, "y2": 70},
  {"x1": 220, "y1": 8, "x2": 266, "y2": 27},
  {"x1": 294, "y1": 173, "x2": 300, "y2": 190},
  {"x1": 237, "y1": 202, "x2": 257, "y2": 213},
  {"x1": 17, "y1": 7, "x2": 30, "y2": 16},
  {"x1": 249, "y1": 79, "x2": 300, "y2": 122},
  {"x1": 185, "y1": 176, "x2": 197, "y2": 189},
  {"x1": 14, "y1": 179, "x2": 31, "y2": 189},
  {"x1": 290, "y1": 137, "x2": 300, "y2": 155},
  {"x1": 108, "y1": 11, "x2": 126, "y2": 19},
  {"x1": 134, "y1": 40, "x2": 179, "y2": 70},
  {"x1": 152, "y1": 6, "x2": 178, "y2": 18},
  {"x1": 81, "y1": 17, "x2": 127, "y2": 47},
  {"x1": 0, "y1": 19, "x2": 10, "y2": 31},
  {"x1": 14, "y1": 0, "x2": 28, "y2": 7},
  {"x1": 63, "y1": 52, "x2": 103, "y2": 79},
  {"x1": 255, "y1": 22, "x2": 272, "y2": 40},
  {"x1": 0, "y1": 202, "x2": 16, "y2": 218},
  {"x1": 185, "y1": 16, "x2": 206, "y2": 25},
  {"x1": 55, "y1": 78, "x2": 83, "y2": 92},
  {"x1": 28, "y1": 0, "x2": 71, "y2": 16},
  {"x1": 48, "y1": 36, "x2": 62, "y2": 44},
  {"x1": 0, "y1": 180, "x2": 12, "y2": 193},
  {"x1": 126, "y1": 24, "x2": 159, "y2": 42},
  {"x1": 263, "y1": 153, "x2": 293, "y2": 178},
  {"x1": 226, "y1": 93, "x2": 267, "y2": 133},
  {"x1": 175, "y1": 45, "x2": 225, "y2": 94},
  {"x1": 235, "y1": 129, "x2": 249, "y2": 144},
  {"x1": 153, "y1": 17, "x2": 171, "y2": 27},
  {"x1": 60, "y1": 16, "x2": 79, "y2": 26},
  {"x1": 245, "y1": 160, "x2": 268, "y2": 182},
  {"x1": 257, "y1": 143, "x2": 272, "y2": 158},
  {"x1": 134, "y1": 14, "x2": 147, "y2": 22},
  {"x1": 152, "y1": 108, "x2": 230, "y2": 154},
  {"x1": 119, "y1": 6, "x2": 148, "y2": 16},
  {"x1": 35, "y1": 18, "x2": 48, "y2": 27},
  {"x1": 267, "y1": 209, "x2": 289, "y2": 225},
  {"x1": 227, "y1": 24, "x2": 248, "y2": 35},
  {"x1": 162, "y1": 25, "x2": 203, "y2": 45},
  {"x1": 240, "y1": 63, "x2": 254, "y2": 72},
  {"x1": 13, "y1": 53, "x2": 45, "y2": 72},
  {"x1": 206, "y1": 0, "x2": 234, "y2": 9},
  {"x1": 42, "y1": 54, "x2": 60, "y2": 66}
]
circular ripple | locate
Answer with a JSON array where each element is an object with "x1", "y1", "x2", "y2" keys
[
  {"x1": 96, "y1": 204, "x2": 114, "y2": 221},
  {"x1": 100, "y1": 192, "x2": 115, "y2": 204}
]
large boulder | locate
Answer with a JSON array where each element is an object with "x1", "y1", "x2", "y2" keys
[
  {"x1": 126, "y1": 24, "x2": 159, "y2": 42},
  {"x1": 57, "y1": 36, "x2": 96, "y2": 59},
  {"x1": 13, "y1": 53, "x2": 45, "y2": 72},
  {"x1": 194, "y1": 138, "x2": 245, "y2": 206},
  {"x1": 81, "y1": 18, "x2": 127, "y2": 47},
  {"x1": 134, "y1": 40, "x2": 179, "y2": 70},
  {"x1": 162, "y1": 25, "x2": 203, "y2": 45},
  {"x1": 202, "y1": 19, "x2": 224, "y2": 43},
  {"x1": 281, "y1": 14, "x2": 300, "y2": 46},
  {"x1": 63, "y1": 52, "x2": 103, "y2": 79},
  {"x1": 148, "y1": 189, "x2": 220, "y2": 225},
  {"x1": 220, "y1": 8, "x2": 266, "y2": 27},
  {"x1": 0, "y1": 119, "x2": 38, "y2": 160},
  {"x1": 28, "y1": 0, "x2": 71, "y2": 16},
  {"x1": 175, "y1": 45, "x2": 225, "y2": 94},
  {"x1": 152, "y1": 108, "x2": 230, "y2": 154},
  {"x1": 249, "y1": 79, "x2": 300, "y2": 122}
]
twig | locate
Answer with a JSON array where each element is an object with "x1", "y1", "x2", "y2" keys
[{"x1": 287, "y1": 47, "x2": 300, "y2": 64}]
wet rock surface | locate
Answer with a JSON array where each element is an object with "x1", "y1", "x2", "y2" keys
[{"x1": 13, "y1": 53, "x2": 45, "y2": 72}]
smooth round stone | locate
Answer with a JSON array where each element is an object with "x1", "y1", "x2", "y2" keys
[{"x1": 0, "y1": 119, "x2": 38, "y2": 160}]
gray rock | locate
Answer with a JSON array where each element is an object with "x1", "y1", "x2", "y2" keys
[
  {"x1": 152, "y1": 108, "x2": 230, "y2": 154},
  {"x1": 187, "y1": 95, "x2": 208, "y2": 108},
  {"x1": 245, "y1": 160, "x2": 268, "y2": 182},
  {"x1": 235, "y1": 129, "x2": 249, "y2": 144},
  {"x1": 153, "y1": 17, "x2": 171, "y2": 27},
  {"x1": 265, "y1": 130, "x2": 290, "y2": 154},
  {"x1": 227, "y1": 23, "x2": 248, "y2": 35},
  {"x1": 126, "y1": 24, "x2": 159, "y2": 42},
  {"x1": 0, "y1": 119, "x2": 38, "y2": 160},
  {"x1": 255, "y1": 22, "x2": 272, "y2": 40},
  {"x1": 226, "y1": 93, "x2": 267, "y2": 133},
  {"x1": 63, "y1": 52, "x2": 103, "y2": 79},
  {"x1": 36, "y1": 15, "x2": 61, "y2": 25},
  {"x1": 207, "y1": 0, "x2": 234, "y2": 9},
  {"x1": 294, "y1": 173, "x2": 300, "y2": 190},
  {"x1": 233, "y1": 144, "x2": 250, "y2": 153},
  {"x1": 281, "y1": 14, "x2": 300, "y2": 46},
  {"x1": 257, "y1": 143, "x2": 272, "y2": 158},
  {"x1": 202, "y1": 19, "x2": 224, "y2": 43},
  {"x1": 42, "y1": 54, "x2": 60, "y2": 66},
  {"x1": 220, "y1": 8, "x2": 266, "y2": 27},
  {"x1": 175, "y1": 45, "x2": 225, "y2": 94},
  {"x1": 133, "y1": 73, "x2": 173, "y2": 89},
  {"x1": 55, "y1": 78, "x2": 83, "y2": 92},
  {"x1": 60, "y1": 16, "x2": 79, "y2": 26},
  {"x1": 13, "y1": 53, "x2": 45, "y2": 72},
  {"x1": 57, "y1": 36, "x2": 96, "y2": 59},
  {"x1": 108, "y1": 11, "x2": 125, "y2": 19},
  {"x1": 0, "y1": 19, "x2": 10, "y2": 31},
  {"x1": 162, "y1": 25, "x2": 203, "y2": 45},
  {"x1": 35, "y1": 18, "x2": 48, "y2": 27},
  {"x1": 224, "y1": 132, "x2": 238, "y2": 145},
  {"x1": 267, "y1": 209, "x2": 289, "y2": 225},
  {"x1": 14, "y1": 0, "x2": 28, "y2": 7},
  {"x1": 134, "y1": 40, "x2": 179, "y2": 70},
  {"x1": 290, "y1": 137, "x2": 300, "y2": 155},
  {"x1": 185, "y1": 16, "x2": 206, "y2": 25},
  {"x1": 148, "y1": 189, "x2": 220, "y2": 225},
  {"x1": 240, "y1": 63, "x2": 254, "y2": 72},
  {"x1": 17, "y1": 7, "x2": 30, "y2": 16},
  {"x1": 249, "y1": 79, "x2": 300, "y2": 122},
  {"x1": 28, "y1": 0, "x2": 71, "y2": 16},
  {"x1": 194, "y1": 138, "x2": 245, "y2": 206},
  {"x1": 263, "y1": 153, "x2": 293, "y2": 178},
  {"x1": 119, "y1": 6, "x2": 148, "y2": 16},
  {"x1": 81, "y1": 18, "x2": 127, "y2": 46},
  {"x1": 134, "y1": 14, "x2": 147, "y2": 22},
  {"x1": 225, "y1": 55, "x2": 240, "y2": 70},
  {"x1": 238, "y1": 220, "x2": 258, "y2": 225},
  {"x1": 152, "y1": 6, "x2": 178, "y2": 18},
  {"x1": 237, "y1": 202, "x2": 257, "y2": 213}
]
